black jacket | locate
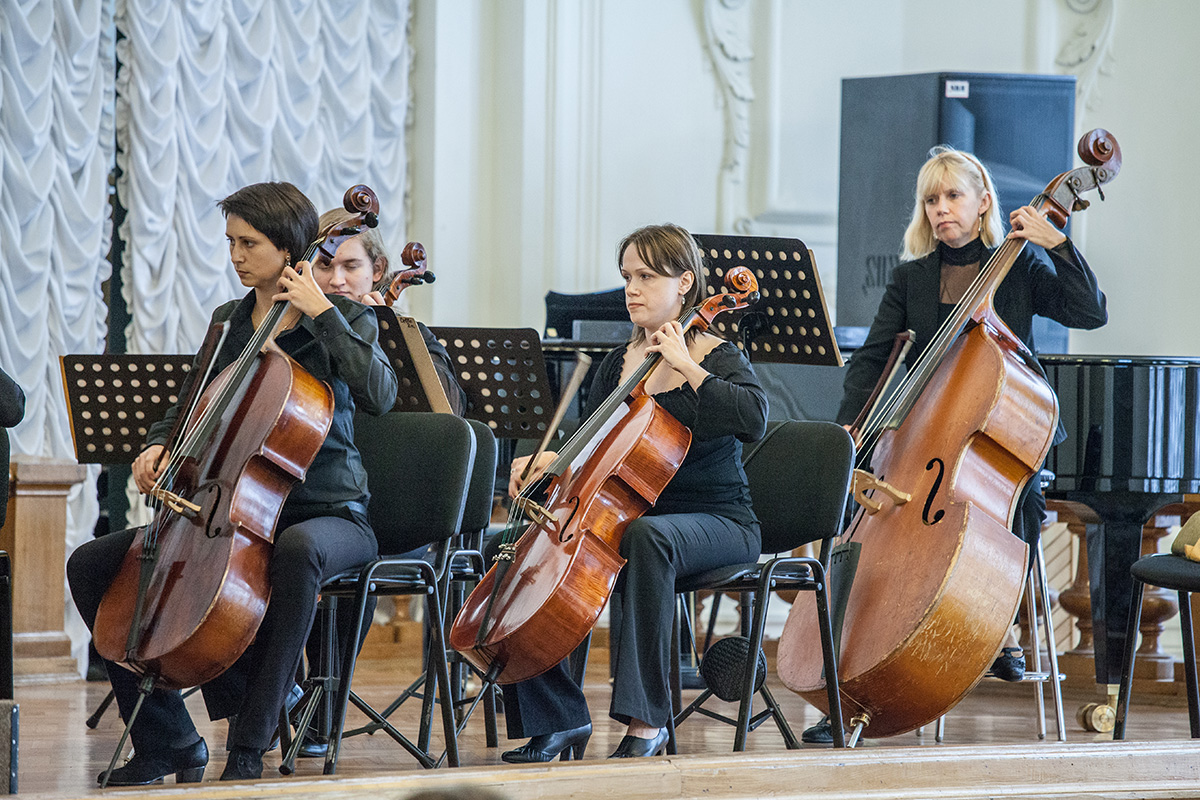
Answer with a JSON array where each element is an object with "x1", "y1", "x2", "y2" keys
[
  {"x1": 838, "y1": 239, "x2": 1108, "y2": 426},
  {"x1": 147, "y1": 292, "x2": 398, "y2": 514}
]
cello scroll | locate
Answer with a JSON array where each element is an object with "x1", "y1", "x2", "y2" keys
[{"x1": 381, "y1": 242, "x2": 436, "y2": 306}]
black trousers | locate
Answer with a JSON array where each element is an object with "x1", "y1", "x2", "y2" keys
[
  {"x1": 67, "y1": 506, "x2": 376, "y2": 755},
  {"x1": 499, "y1": 512, "x2": 760, "y2": 738},
  {"x1": 1013, "y1": 479, "x2": 1047, "y2": 572}
]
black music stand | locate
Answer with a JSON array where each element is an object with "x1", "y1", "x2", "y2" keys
[
  {"x1": 60, "y1": 355, "x2": 194, "y2": 465},
  {"x1": 693, "y1": 234, "x2": 843, "y2": 368},
  {"x1": 430, "y1": 328, "x2": 556, "y2": 441},
  {"x1": 372, "y1": 308, "x2": 453, "y2": 414}
]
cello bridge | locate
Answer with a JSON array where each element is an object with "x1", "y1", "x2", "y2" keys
[
  {"x1": 150, "y1": 487, "x2": 202, "y2": 518},
  {"x1": 851, "y1": 469, "x2": 912, "y2": 515},
  {"x1": 512, "y1": 496, "x2": 556, "y2": 528}
]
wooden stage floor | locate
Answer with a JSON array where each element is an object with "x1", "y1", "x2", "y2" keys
[{"x1": 16, "y1": 651, "x2": 1200, "y2": 800}]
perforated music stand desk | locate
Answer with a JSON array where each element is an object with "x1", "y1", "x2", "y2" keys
[
  {"x1": 429, "y1": 328, "x2": 556, "y2": 441},
  {"x1": 694, "y1": 234, "x2": 842, "y2": 367},
  {"x1": 60, "y1": 355, "x2": 194, "y2": 465},
  {"x1": 373, "y1": 308, "x2": 453, "y2": 414}
]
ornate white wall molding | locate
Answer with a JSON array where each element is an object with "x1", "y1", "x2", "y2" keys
[
  {"x1": 546, "y1": 0, "x2": 605, "y2": 292},
  {"x1": 1055, "y1": 0, "x2": 1117, "y2": 113},
  {"x1": 701, "y1": 0, "x2": 754, "y2": 233}
]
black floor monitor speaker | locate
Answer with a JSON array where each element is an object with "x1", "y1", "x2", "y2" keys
[{"x1": 837, "y1": 72, "x2": 1076, "y2": 353}]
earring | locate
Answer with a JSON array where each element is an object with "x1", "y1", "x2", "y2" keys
[{"x1": 285, "y1": 253, "x2": 291, "y2": 270}]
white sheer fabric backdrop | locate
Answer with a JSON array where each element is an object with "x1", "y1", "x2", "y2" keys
[
  {"x1": 0, "y1": 0, "x2": 115, "y2": 677},
  {"x1": 118, "y1": 0, "x2": 414, "y2": 356},
  {"x1": 0, "y1": 0, "x2": 412, "y2": 676}
]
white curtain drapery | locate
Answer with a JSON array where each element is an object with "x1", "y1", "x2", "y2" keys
[{"x1": 0, "y1": 0, "x2": 413, "y2": 676}]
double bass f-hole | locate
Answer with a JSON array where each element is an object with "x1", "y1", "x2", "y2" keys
[{"x1": 922, "y1": 458, "x2": 946, "y2": 526}]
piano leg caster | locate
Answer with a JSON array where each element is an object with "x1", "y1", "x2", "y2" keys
[{"x1": 1077, "y1": 702, "x2": 1116, "y2": 733}]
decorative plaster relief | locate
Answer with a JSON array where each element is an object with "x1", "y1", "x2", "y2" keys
[
  {"x1": 702, "y1": 0, "x2": 754, "y2": 233},
  {"x1": 1055, "y1": 0, "x2": 1116, "y2": 112}
]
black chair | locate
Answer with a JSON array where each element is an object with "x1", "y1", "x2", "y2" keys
[
  {"x1": 1113, "y1": 552, "x2": 1200, "y2": 740},
  {"x1": 346, "y1": 419, "x2": 501, "y2": 748},
  {"x1": 315, "y1": 412, "x2": 476, "y2": 773},
  {"x1": 669, "y1": 420, "x2": 854, "y2": 751}
]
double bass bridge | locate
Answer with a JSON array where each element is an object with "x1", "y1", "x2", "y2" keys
[{"x1": 852, "y1": 469, "x2": 912, "y2": 515}]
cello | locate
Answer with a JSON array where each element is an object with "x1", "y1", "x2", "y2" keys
[
  {"x1": 380, "y1": 241, "x2": 436, "y2": 305},
  {"x1": 776, "y1": 130, "x2": 1121, "y2": 739},
  {"x1": 450, "y1": 267, "x2": 759, "y2": 684},
  {"x1": 93, "y1": 185, "x2": 383, "y2": 694}
]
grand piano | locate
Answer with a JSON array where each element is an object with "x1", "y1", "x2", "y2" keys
[{"x1": 1041, "y1": 355, "x2": 1200, "y2": 686}]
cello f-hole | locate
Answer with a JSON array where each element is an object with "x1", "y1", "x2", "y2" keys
[
  {"x1": 557, "y1": 497, "x2": 581, "y2": 543},
  {"x1": 922, "y1": 458, "x2": 946, "y2": 525}
]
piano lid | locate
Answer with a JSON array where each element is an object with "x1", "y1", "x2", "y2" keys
[{"x1": 1041, "y1": 355, "x2": 1200, "y2": 494}]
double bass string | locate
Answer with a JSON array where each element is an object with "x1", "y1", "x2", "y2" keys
[{"x1": 853, "y1": 211, "x2": 1040, "y2": 469}]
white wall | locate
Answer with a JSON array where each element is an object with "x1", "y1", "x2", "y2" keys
[{"x1": 409, "y1": 0, "x2": 1199, "y2": 357}]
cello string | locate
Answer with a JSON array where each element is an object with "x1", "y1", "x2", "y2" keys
[{"x1": 498, "y1": 304, "x2": 700, "y2": 546}]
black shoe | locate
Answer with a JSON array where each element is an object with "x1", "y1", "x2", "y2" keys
[
  {"x1": 227, "y1": 683, "x2": 304, "y2": 752},
  {"x1": 99, "y1": 738, "x2": 207, "y2": 786},
  {"x1": 989, "y1": 647, "x2": 1026, "y2": 682},
  {"x1": 219, "y1": 747, "x2": 264, "y2": 781},
  {"x1": 501, "y1": 723, "x2": 592, "y2": 763},
  {"x1": 608, "y1": 728, "x2": 669, "y2": 759},
  {"x1": 295, "y1": 729, "x2": 329, "y2": 759},
  {"x1": 801, "y1": 716, "x2": 834, "y2": 745}
]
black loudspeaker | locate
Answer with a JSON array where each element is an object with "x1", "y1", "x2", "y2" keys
[{"x1": 837, "y1": 72, "x2": 1076, "y2": 353}]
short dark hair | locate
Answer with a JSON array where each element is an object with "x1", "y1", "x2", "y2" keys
[{"x1": 218, "y1": 182, "x2": 318, "y2": 263}]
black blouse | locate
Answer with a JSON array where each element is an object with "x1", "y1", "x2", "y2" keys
[{"x1": 583, "y1": 340, "x2": 767, "y2": 525}]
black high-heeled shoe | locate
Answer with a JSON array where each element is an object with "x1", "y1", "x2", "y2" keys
[
  {"x1": 608, "y1": 727, "x2": 669, "y2": 759},
  {"x1": 99, "y1": 737, "x2": 208, "y2": 786},
  {"x1": 501, "y1": 723, "x2": 592, "y2": 763}
]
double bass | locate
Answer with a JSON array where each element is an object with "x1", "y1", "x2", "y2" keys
[
  {"x1": 777, "y1": 130, "x2": 1121, "y2": 739},
  {"x1": 450, "y1": 268, "x2": 760, "y2": 684},
  {"x1": 93, "y1": 186, "x2": 383, "y2": 692}
]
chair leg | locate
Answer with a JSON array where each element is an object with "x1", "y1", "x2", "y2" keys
[
  {"x1": 1113, "y1": 578, "x2": 1145, "y2": 740},
  {"x1": 1034, "y1": 540, "x2": 1066, "y2": 742},
  {"x1": 1179, "y1": 590, "x2": 1200, "y2": 738},
  {"x1": 1023, "y1": 566, "x2": 1048, "y2": 741},
  {"x1": 281, "y1": 596, "x2": 338, "y2": 775},
  {"x1": 424, "y1": 582, "x2": 460, "y2": 767},
  {"x1": 666, "y1": 599, "x2": 681, "y2": 756},
  {"x1": 736, "y1": 568, "x2": 798, "y2": 751},
  {"x1": 811, "y1": 563, "x2": 846, "y2": 748}
]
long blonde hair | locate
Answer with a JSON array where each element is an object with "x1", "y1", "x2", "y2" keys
[
  {"x1": 618, "y1": 224, "x2": 705, "y2": 345},
  {"x1": 901, "y1": 146, "x2": 1004, "y2": 261}
]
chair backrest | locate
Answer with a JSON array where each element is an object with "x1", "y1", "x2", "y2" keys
[
  {"x1": 461, "y1": 419, "x2": 498, "y2": 536},
  {"x1": 741, "y1": 420, "x2": 855, "y2": 555},
  {"x1": 353, "y1": 411, "x2": 476, "y2": 556}
]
